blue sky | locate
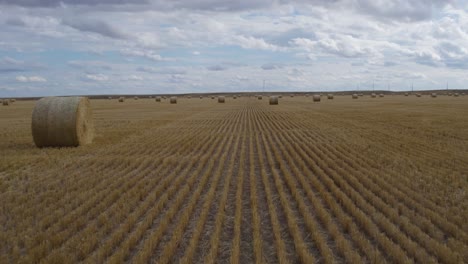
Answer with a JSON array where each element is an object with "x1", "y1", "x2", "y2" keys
[{"x1": 1, "y1": 0, "x2": 468, "y2": 97}]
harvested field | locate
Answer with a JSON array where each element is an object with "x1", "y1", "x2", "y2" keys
[{"x1": 0, "y1": 96, "x2": 467, "y2": 263}]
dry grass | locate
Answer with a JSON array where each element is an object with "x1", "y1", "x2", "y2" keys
[{"x1": 0, "y1": 95, "x2": 467, "y2": 263}]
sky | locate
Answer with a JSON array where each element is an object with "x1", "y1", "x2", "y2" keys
[{"x1": 0, "y1": 0, "x2": 467, "y2": 97}]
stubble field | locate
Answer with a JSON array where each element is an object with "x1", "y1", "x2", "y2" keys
[{"x1": 0, "y1": 95, "x2": 467, "y2": 263}]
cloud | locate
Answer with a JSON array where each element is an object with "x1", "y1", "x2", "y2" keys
[
  {"x1": 261, "y1": 63, "x2": 283, "y2": 70},
  {"x1": 137, "y1": 66, "x2": 187, "y2": 75},
  {"x1": 16, "y1": 75, "x2": 47, "y2": 82},
  {"x1": 231, "y1": 35, "x2": 281, "y2": 51},
  {"x1": 63, "y1": 18, "x2": 129, "y2": 39},
  {"x1": 120, "y1": 49, "x2": 166, "y2": 61},
  {"x1": 207, "y1": 65, "x2": 228, "y2": 71},
  {"x1": 83, "y1": 73, "x2": 108, "y2": 81}
]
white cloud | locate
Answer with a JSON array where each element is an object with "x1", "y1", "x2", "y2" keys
[
  {"x1": 16, "y1": 75, "x2": 47, "y2": 82},
  {"x1": 84, "y1": 74, "x2": 109, "y2": 81},
  {"x1": 120, "y1": 49, "x2": 166, "y2": 62}
]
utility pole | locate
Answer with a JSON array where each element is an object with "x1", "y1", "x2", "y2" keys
[{"x1": 411, "y1": 82, "x2": 414, "y2": 92}]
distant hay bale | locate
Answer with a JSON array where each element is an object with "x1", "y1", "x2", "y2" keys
[
  {"x1": 313, "y1": 95, "x2": 321, "y2": 102},
  {"x1": 416, "y1": 93, "x2": 421, "y2": 97},
  {"x1": 108, "y1": 96, "x2": 112, "y2": 100},
  {"x1": 359, "y1": 94, "x2": 363, "y2": 97},
  {"x1": 279, "y1": 95, "x2": 282, "y2": 98},
  {"x1": 327, "y1": 94, "x2": 334, "y2": 100},
  {"x1": 211, "y1": 96, "x2": 215, "y2": 99},
  {"x1": 431, "y1": 93, "x2": 437, "y2": 98},
  {"x1": 10, "y1": 98, "x2": 16, "y2": 102},
  {"x1": 371, "y1": 93, "x2": 377, "y2": 98},
  {"x1": 200, "y1": 96, "x2": 203, "y2": 99},
  {"x1": 170, "y1": 97, "x2": 177, "y2": 104},
  {"x1": 162, "y1": 96, "x2": 166, "y2": 99},
  {"x1": 218, "y1": 96, "x2": 225, "y2": 103},
  {"x1": 454, "y1": 93, "x2": 459, "y2": 97},
  {"x1": 269, "y1": 96, "x2": 278, "y2": 105},
  {"x1": 134, "y1": 96, "x2": 138, "y2": 100},
  {"x1": 379, "y1": 94, "x2": 384, "y2": 97},
  {"x1": 290, "y1": 95, "x2": 294, "y2": 97},
  {"x1": 258, "y1": 95, "x2": 262, "y2": 100},
  {"x1": 2, "y1": 99, "x2": 10, "y2": 106},
  {"x1": 118, "y1": 97, "x2": 124, "y2": 102},
  {"x1": 405, "y1": 93, "x2": 409, "y2": 96},
  {"x1": 448, "y1": 93, "x2": 452, "y2": 96},
  {"x1": 233, "y1": 96, "x2": 237, "y2": 99},
  {"x1": 32, "y1": 97, "x2": 94, "y2": 148},
  {"x1": 155, "y1": 96, "x2": 161, "y2": 102},
  {"x1": 352, "y1": 94, "x2": 358, "y2": 99}
]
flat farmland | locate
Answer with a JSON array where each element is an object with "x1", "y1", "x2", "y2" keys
[{"x1": 0, "y1": 95, "x2": 467, "y2": 263}]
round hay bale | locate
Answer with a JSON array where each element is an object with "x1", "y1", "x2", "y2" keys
[
  {"x1": 269, "y1": 96, "x2": 278, "y2": 105},
  {"x1": 404, "y1": 93, "x2": 409, "y2": 96},
  {"x1": 352, "y1": 94, "x2": 358, "y2": 99},
  {"x1": 448, "y1": 93, "x2": 452, "y2": 96},
  {"x1": 10, "y1": 98, "x2": 16, "y2": 102},
  {"x1": 32, "y1": 97, "x2": 94, "y2": 148},
  {"x1": 162, "y1": 96, "x2": 166, "y2": 99},
  {"x1": 108, "y1": 96, "x2": 112, "y2": 100},
  {"x1": 155, "y1": 96, "x2": 161, "y2": 102},
  {"x1": 233, "y1": 96, "x2": 237, "y2": 99},
  {"x1": 134, "y1": 96, "x2": 138, "y2": 100},
  {"x1": 218, "y1": 96, "x2": 225, "y2": 103},
  {"x1": 278, "y1": 95, "x2": 282, "y2": 98},
  {"x1": 327, "y1": 94, "x2": 334, "y2": 100},
  {"x1": 371, "y1": 93, "x2": 377, "y2": 98},
  {"x1": 170, "y1": 97, "x2": 177, "y2": 104},
  {"x1": 258, "y1": 95, "x2": 262, "y2": 100},
  {"x1": 431, "y1": 93, "x2": 437, "y2": 98},
  {"x1": 3, "y1": 99, "x2": 10, "y2": 106},
  {"x1": 454, "y1": 93, "x2": 459, "y2": 97},
  {"x1": 379, "y1": 94, "x2": 384, "y2": 97},
  {"x1": 313, "y1": 95, "x2": 321, "y2": 102},
  {"x1": 416, "y1": 93, "x2": 421, "y2": 97},
  {"x1": 211, "y1": 96, "x2": 215, "y2": 99},
  {"x1": 290, "y1": 95, "x2": 294, "y2": 97},
  {"x1": 359, "y1": 94, "x2": 363, "y2": 97},
  {"x1": 118, "y1": 97, "x2": 124, "y2": 102},
  {"x1": 200, "y1": 96, "x2": 203, "y2": 99}
]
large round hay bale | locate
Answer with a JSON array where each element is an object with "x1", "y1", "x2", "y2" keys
[
  {"x1": 108, "y1": 96, "x2": 112, "y2": 100},
  {"x1": 416, "y1": 93, "x2": 421, "y2": 97},
  {"x1": 200, "y1": 96, "x2": 203, "y2": 99},
  {"x1": 211, "y1": 96, "x2": 215, "y2": 99},
  {"x1": 454, "y1": 93, "x2": 459, "y2": 97},
  {"x1": 379, "y1": 94, "x2": 384, "y2": 97},
  {"x1": 405, "y1": 93, "x2": 409, "y2": 96},
  {"x1": 155, "y1": 96, "x2": 161, "y2": 102},
  {"x1": 170, "y1": 97, "x2": 177, "y2": 104},
  {"x1": 118, "y1": 97, "x2": 124, "y2": 102},
  {"x1": 327, "y1": 94, "x2": 334, "y2": 100},
  {"x1": 2, "y1": 99, "x2": 10, "y2": 106},
  {"x1": 269, "y1": 96, "x2": 278, "y2": 105},
  {"x1": 10, "y1": 98, "x2": 16, "y2": 102},
  {"x1": 313, "y1": 95, "x2": 321, "y2": 102},
  {"x1": 258, "y1": 95, "x2": 262, "y2": 100},
  {"x1": 233, "y1": 96, "x2": 237, "y2": 99},
  {"x1": 371, "y1": 93, "x2": 376, "y2": 98},
  {"x1": 32, "y1": 97, "x2": 94, "y2": 148},
  {"x1": 352, "y1": 94, "x2": 358, "y2": 99},
  {"x1": 218, "y1": 96, "x2": 225, "y2": 103},
  {"x1": 134, "y1": 96, "x2": 138, "y2": 100},
  {"x1": 431, "y1": 93, "x2": 437, "y2": 98}
]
